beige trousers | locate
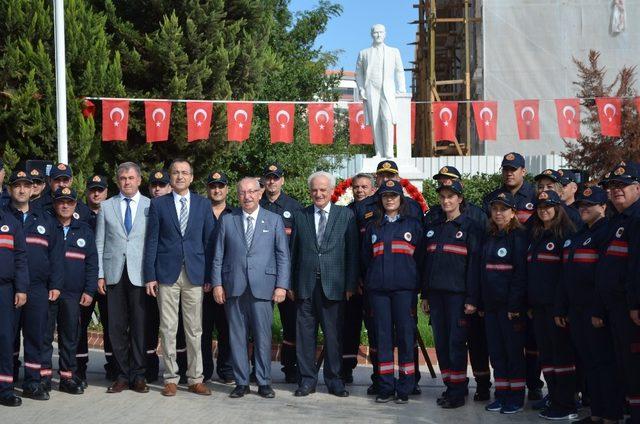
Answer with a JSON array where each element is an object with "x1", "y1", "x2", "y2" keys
[{"x1": 158, "y1": 267, "x2": 203, "y2": 385}]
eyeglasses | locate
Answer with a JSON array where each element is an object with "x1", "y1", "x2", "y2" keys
[{"x1": 238, "y1": 189, "x2": 260, "y2": 197}]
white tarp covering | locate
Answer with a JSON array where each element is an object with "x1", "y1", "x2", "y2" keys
[{"x1": 481, "y1": 0, "x2": 639, "y2": 156}]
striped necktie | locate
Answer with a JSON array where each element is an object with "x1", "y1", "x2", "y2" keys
[
  {"x1": 179, "y1": 197, "x2": 188, "y2": 236},
  {"x1": 245, "y1": 216, "x2": 254, "y2": 247},
  {"x1": 317, "y1": 209, "x2": 326, "y2": 245}
]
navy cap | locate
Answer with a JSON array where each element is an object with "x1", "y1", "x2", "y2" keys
[
  {"x1": 149, "y1": 170, "x2": 170, "y2": 185},
  {"x1": 501, "y1": 152, "x2": 525, "y2": 169},
  {"x1": 8, "y1": 169, "x2": 33, "y2": 185},
  {"x1": 263, "y1": 164, "x2": 283, "y2": 178},
  {"x1": 433, "y1": 166, "x2": 461, "y2": 180},
  {"x1": 436, "y1": 178, "x2": 463, "y2": 195},
  {"x1": 535, "y1": 190, "x2": 562, "y2": 207},
  {"x1": 557, "y1": 169, "x2": 576, "y2": 186},
  {"x1": 599, "y1": 162, "x2": 638, "y2": 186},
  {"x1": 87, "y1": 174, "x2": 107, "y2": 189},
  {"x1": 53, "y1": 187, "x2": 77, "y2": 201},
  {"x1": 207, "y1": 171, "x2": 228, "y2": 186},
  {"x1": 377, "y1": 179, "x2": 403, "y2": 196},
  {"x1": 575, "y1": 186, "x2": 607, "y2": 206},
  {"x1": 376, "y1": 160, "x2": 399, "y2": 174},
  {"x1": 534, "y1": 169, "x2": 562, "y2": 183},
  {"x1": 28, "y1": 168, "x2": 45, "y2": 182},
  {"x1": 50, "y1": 163, "x2": 73, "y2": 180},
  {"x1": 488, "y1": 191, "x2": 517, "y2": 209}
]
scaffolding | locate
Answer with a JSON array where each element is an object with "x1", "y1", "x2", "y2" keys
[{"x1": 410, "y1": 0, "x2": 482, "y2": 157}]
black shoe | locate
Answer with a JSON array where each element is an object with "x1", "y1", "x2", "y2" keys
[
  {"x1": 145, "y1": 373, "x2": 159, "y2": 383},
  {"x1": 528, "y1": 388, "x2": 543, "y2": 401},
  {"x1": 395, "y1": 394, "x2": 409, "y2": 404},
  {"x1": 41, "y1": 379, "x2": 52, "y2": 393},
  {"x1": 250, "y1": 372, "x2": 257, "y2": 384},
  {"x1": 473, "y1": 389, "x2": 490, "y2": 401},
  {"x1": 22, "y1": 385, "x2": 50, "y2": 401},
  {"x1": 229, "y1": 385, "x2": 250, "y2": 398},
  {"x1": 341, "y1": 373, "x2": 354, "y2": 385},
  {"x1": 294, "y1": 386, "x2": 316, "y2": 397},
  {"x1": 441, "y1": 397, "x2": 465, "y2": 409},
  {"x1": 258, "y1": 385, "x2": 275, "y2": 398},
  {"x1": 59, "y1": 379, "x2": 84, "y2": 395},
  {"x1": 220, "y1": 376, "x2": 236, "y2": 385},
  {"x1": 284, "y1": 373, "x2": 297, "y2": 384},
  {"x1": 574, "y1": 417, "x2": 601, "y2": 424},
  {"x1": 329, "y1": 388, "x2": 349, "y2": 397},
  {"x1": 178, "y1": 374, "x2": 188, "y2": 385},
  {"x1": 375, "y1": 394, "x2": 394, "y2": 403},
  {"x1": 79, "y1": 379, "x2": 88, "y2": 390},
  {"x1": 0, "y1": 394, "x2": 22, "y2": 407},
  {"x1": 437, "y1": 390, "x2": 450, "y2": 406},
  {"x1": 366, "y1": 383, "x2": 379, "y2": 396},
  {"x1": 411, "y1": 384, "x2": 422, "y2": 396}
]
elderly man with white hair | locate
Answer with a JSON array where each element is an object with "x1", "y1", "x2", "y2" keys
[{"x1": 289, "y1": 171, "x2": 359, "y2": 398}]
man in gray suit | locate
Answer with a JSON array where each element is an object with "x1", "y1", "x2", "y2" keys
[
  {"x1": 212, "y1": 177, "x2": 290, "y2": 399},
  {"x1": 290, "y1": 171, "x2": 359, "y2": 397},
  {"x1": 96, "y1": 162, "x2": 151, "y2": 393}
]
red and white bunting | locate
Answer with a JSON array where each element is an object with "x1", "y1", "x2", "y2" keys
[
  {"x1": 102, "y1": 99, "x2": 129, "y2": 142},
  {"x1": 144, "y1": 101, "x2": 171, "y2": 143},
  {"x1": 308, "y1": 103, "x2": 334, "y2": 145},
  {"x1": 432, "y1": 102, "x2": 458, "y2": 142},
  {"x1": 596, "y1": 97, "x2": 622, "y2": 137},
  {"x1": 268, "y1": 103, "x2": 295, "y2": 144},
  {"x1": 347, "y1": 103, "x2": 372, "y2": 145},
  {"x1": 514, "y1": 99, "x2": 540, "y2": 140},
  {"x1": 471, "y1": 101, "x2": 498, "y2": 141},
  {"x1": 227, "y1": 103, "x2": 253, "y2": 142},
  {"x1": 186, "y1": 101, "x2": 213, "y2": 142},
  {"x1": 554, "y1": 99, "x2": 581, "y2": 139}
]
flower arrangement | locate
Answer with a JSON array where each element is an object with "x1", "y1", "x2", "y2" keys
[{"x1": 331, "y1": 178, "x2": 429, "y2": 212}]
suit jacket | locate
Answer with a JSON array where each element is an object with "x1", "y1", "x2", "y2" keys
[
  {"x1": 290, "y1": 204, "x2": 359, "y2": 301},
  {"x1": 143, "y1": 192, "x2": 215, "y2": 286},
  {"x1": 95, "y1": 193, "x2": 150, "y2": 286},
  {"x1": 355, "y1": 43, "x2": 405, "y2": 126},
  {"x1": 212, "y1": 208, "x2": 290, "y2": 300}
]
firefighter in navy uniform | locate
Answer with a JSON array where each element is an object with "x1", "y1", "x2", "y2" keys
[
  {"x1": 555, "y1": 186, "x2": 624, "y2": 423},
  {"x1": 259, "y1": 164, "x2": 302, "y2": 383},
  {"x1": 361, "y1": 180, "x2": 423, "y2": 404},
  {"x1": 29, "y1": 166, "x2": 47, "y2": 202},
  {"x1": 77, "y1": 175, "x2": 115, "y2": 385},
  {"x1": 426, "y1": 166, "x2": 492, "y2": 401},
  {"x1": 0, "y1": 199, "x2": 29, "y2": 407},
  {"x1": 531, "y1": 169, "x2": 583, "y2": 229},
  {"x1": 41, "y1": 188, "x2": 98, "y2": 395},
  {"x1": 6, "y1": 169, "x2": 64, "y2": 400},
  {"x1": 595, "y1": 163, "x2": 640, "y2": 423},
  {"x1": 482, "y1": 152, "x2": 543, "y2": 401},
  {"x1": 355, "y1": 160, "x2": 425, "y2": 396},
  {"x1": 422, "y1": 179, "x2": 481, "y2": 409}
]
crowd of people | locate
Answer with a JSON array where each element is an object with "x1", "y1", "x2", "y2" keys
[{"x1": 0, "y1": 152, "x2": 638, "y2": 423}]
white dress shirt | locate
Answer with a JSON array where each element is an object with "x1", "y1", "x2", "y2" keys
[
  {"x1": 313, "y1": 203, "x2": 331, "y2": 233},
  {"x1": 119, "y1": 191, "x2": 141, "y2": 224},
  {"x1": 242, "y1": 207, "x2": 260, "y2": 234},
  {"x1": 172, "y1": 191, "x2": 191, "y2": 219}
]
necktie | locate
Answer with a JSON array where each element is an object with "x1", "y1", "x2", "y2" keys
[
  {"x1": 179, "y1": 197, "x2": 188, "y2": 236},
  {"x1": 124, "y1": 198, "x2": 132, "y2": 234},
  {"x1": 245, "y1": 216, "x2": 254, "y2": 247},
  {"x1": 317, "y1": 209, "x2": 326, "y2": 245}
]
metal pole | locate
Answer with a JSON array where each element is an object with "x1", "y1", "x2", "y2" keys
[{"x1": 53, "y1": 0, "x2": 68, "y2": 164}]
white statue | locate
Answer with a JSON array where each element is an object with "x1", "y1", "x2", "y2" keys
[{"x1": 355, "y1": 24, "x2": 406, "y2": 158}]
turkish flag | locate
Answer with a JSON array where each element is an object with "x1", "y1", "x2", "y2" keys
[
  {"x1": 348, "y1": 103, "x2": 372, "y2": 145},
  {"x1": 227, "y1": 103, "x2": 253, "y2": 142},
  {"x1": 514, "y1": 99, "x2": 540, "y2": 140},
  {"x1": 596, "y1": 97, "x2": 622, "y2": 137},
  {"x1": 186, "y1": 101, "x2": 213, "y2": 142},
  {"x1": 635, "y1": 97, "x2": 640, "y2": 115},
  {"x1": 144, "y1": 101, "x2": 172, "y2": 143},
  {"x1": 472, "y1": 101, "x2": 498, "y2": 141},
  {"x1": 268, "y1": 103, "x2": 295, "y2": 144},
  {"x1": 308, "y1": 103, "x2": 334, "y2": 144},
  {"x1": 554, "y1": 99, "x2": 581, "y2": 139},
  {"x1": 432, "y1": 102, "x2": 458, "y2": 141},
  {"x1": 102, "y1": 99, "x2": 129, "y2": 142}
]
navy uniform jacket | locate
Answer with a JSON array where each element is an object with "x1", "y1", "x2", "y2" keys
[
  {"x1": 479, "y1": 228, "x2": 528, "y2": 313},
  {"x1": 0, "y1": 208, "x2": 30, "y2": 293},
  {"x1": 31, "y1": 192, "x2": 93, "y2": 228},
  {"x1": 421, "y1": 214, "x2": 481, "y2": 306},
  {"x1": 355, "y1": 193, "x2": 425, "y2": 237},
  {"x1": 556, "y1": 217, "x2": 608, "y2": 316},
  {"x1": 425, "y1": 201, "x2": 487, "y2": 227},
  {"x1": 0, "y1": 186, "x2": 9, "y2": 208},
  {"x1": 595, "y1": 199, "x2": 640, "y2": 312},
  {"x1": 361, "y1": 215, "x2": 424, "y2": 292},
  {"x1": 260, "y1": 192, "x2": 302, "y2": 239},
  {"x1": 6, "y1": 205, "x2": 64, "y2": 291},
  {"x1": 59, "y1": 218, "x2": 98, "y2": 298},
  {"x1": 483, "y1": 182, "x2": 536, "y2": 224}
]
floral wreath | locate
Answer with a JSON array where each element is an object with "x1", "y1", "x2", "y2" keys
[{"x1": 332, "y1": 178, "x2": 429, "y2": 213}]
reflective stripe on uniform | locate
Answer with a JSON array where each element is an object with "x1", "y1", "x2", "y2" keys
[
  {"x1": 399, "y1": 363, "x2": 415, "y2": 375},
  {"x1": 24, "y1": 362, "x2": 41, "y2": 369},
  {"x1": 510, "y1": 379, "x2": 526, "y2": 390},
  {"x1": 26, "y1": 236, "x2": 49, "y2": 248},
  {"x1": 535, "y1": 253, "x2": 561, "y2": 263},
  {"x1": 60, "y1": 370, "x2": 73, "y2": 379},
  {"x1": 0, "y1": 234, "x2": 14, "y2": 249},
  {"x1": 0, "y1": 374, "x2": 13, "y2": 383},
  {"x1": 494, "y1": 378, "x2": 509, "y2": 390},
  {"x1": 372, "y1": 242, "x2": 384, "y2": 257},
  {"x1": 379, "y1": 362, "x2": 394, "y2": 375},
  {"x1": 516, "y1": 210, "x2": 533, "y2": 223},
  {"x1": 571, "y1": 249, "x2": 599, "y2": 263},
  {"x1": 606, "y1": 240, "x2": 629, "y2": 257},
  {"x1": 486, "y1": 263, "x2": 513, "y2": 271},
  {"x1": 426, "y1": 243, "x2": 437, "y2": 253},
  {"x1": 442, "y1": 244, "x2": 467, "y2": 256},
  {"x1": 391, "y1": 241, "x2": 415, "y2": 255},
  {"x1": 554, "y1": 365, "x2": 576, "y2": 374},
  {"x1": 65, "y1": 251, "x2": 86, "y2": 260},
  {"x1": 40, "y1": 369, "x2": 53, "y2": 377},
  {"x1": 449, "y1": 370, "x2": 467, "y2": 382}
]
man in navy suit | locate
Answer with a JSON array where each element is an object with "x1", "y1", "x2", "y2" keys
[{"x1": 144, "y1": 159, "x2": 216, "y2": 397}]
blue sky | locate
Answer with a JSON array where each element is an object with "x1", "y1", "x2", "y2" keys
[{"x1": 289, "y1": 0, "x2": 416, "y2": 81}]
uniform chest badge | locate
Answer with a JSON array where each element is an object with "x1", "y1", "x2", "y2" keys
[
  {"x1": 73, "y1": 212, "x2": 80, "y2": 220},
  {"x1": 546, "y1": 242, "x2": 555, "y2": 251},
  {"x1": 525, "y1": 203, "x2": 534, "y2": 210},
  {"x1": 0, "y1": 225, "x2": 9, "y2": 232},
  {"x1": 455, "y1": 231, "x2": 463, "y2": 239},
  {"x1": 371, "y1": 234, "x2": 377, "y2": 243},
  {"x1": 77, "y1": 238, "x2": 86, "y2": 248},
  {"x1": 364, "y1": 211, "x2": 374, "y2": 220},
  {"x1": 283, "y1": 211, "x2": 291, "y2": 219},
  {"x1": 616, "y1": 227, "x2": 624, "y2": 238},
  {"x1": 404, "y1": 232, "x2": 412, "y2": 242},
  {"x1": 497, "y1": 248, "x2": 507, "y2": 257},
  {"x1": 426, "y1": 230, "x2": 434, "y2": 238},
  {"x1": 37, "y1": 225, "x2": 46, "y2": 235},
  {"x1": 583, "y1": 237, "x2": 591, "y2": 246},
  {"x1": 563, "y1": 240, "x2": 571, "y2": 248}
]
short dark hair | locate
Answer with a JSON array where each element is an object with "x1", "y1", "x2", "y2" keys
[{"x1": 169, "y1": 158, "x2": 192, "y2": 174}]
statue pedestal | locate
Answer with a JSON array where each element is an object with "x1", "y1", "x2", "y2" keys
[{"x1": 359, "y1": 93, "x2": 427, "y2": 191}]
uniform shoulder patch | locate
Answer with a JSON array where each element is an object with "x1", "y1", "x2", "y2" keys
[{"x1": 364, "y1": 211, "x2": 374, "y2": 220}]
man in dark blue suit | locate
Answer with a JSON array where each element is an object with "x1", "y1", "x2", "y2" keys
[{"x1": 144, "y1": 159, "x2": 216, "y2": 397}]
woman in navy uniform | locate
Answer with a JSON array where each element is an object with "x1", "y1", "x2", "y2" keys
[
  {"x1": 480, "y1": 191, "x2": 528, "y2": 414},
  {"x1": 41, "y1": 188, "x2": 98, "y2": 395},
  {"x1": 421, "y1": 178, "x2": 481, "y2": 409},
  {"x1": 527, "y1": 190, "x2": 578, "y2": 420},
  {"x1": 361, "y1": 180, "x2": 423, "y2": 404},
  {"x1": 555, "y1": 186, "x2": 623, "y2": 423}
]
